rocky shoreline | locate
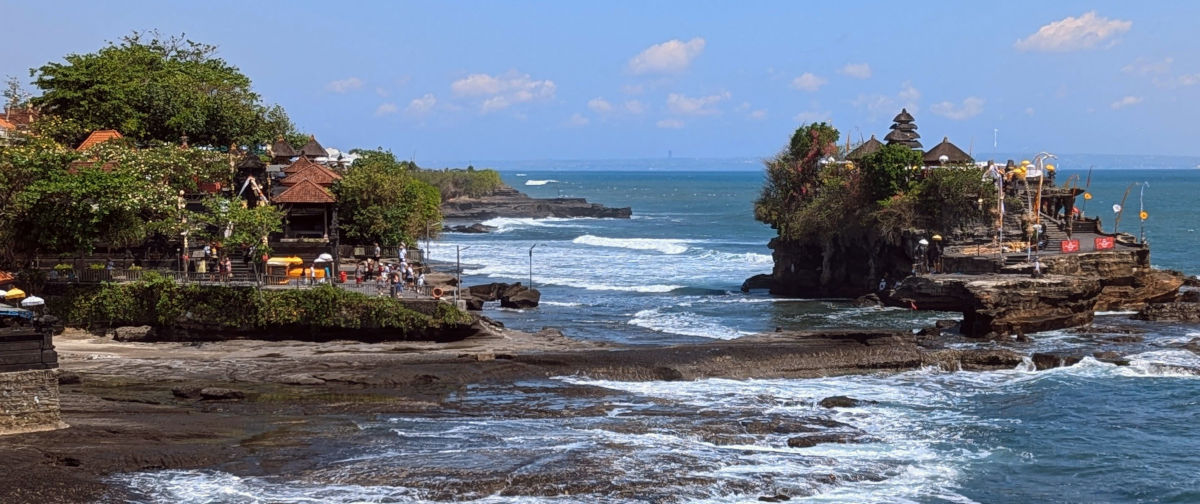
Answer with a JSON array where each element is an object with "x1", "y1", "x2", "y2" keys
[
  {"x1": 1, "y1": 321, "x2": 1036, "y2": 502},
  {"x1": 441, "y1": 184, "x2": 632, "y2": 222}
]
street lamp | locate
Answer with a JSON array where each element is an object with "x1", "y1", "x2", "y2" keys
[
  {"x1": 455, "y1": 245, "x2": 470, "y2": 303},
  {"x1": 528, "y1": 244, "x2": 539, "y2": 289}
]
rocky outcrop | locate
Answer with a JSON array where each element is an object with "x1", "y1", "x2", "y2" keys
[
  {"x1": 1133, "y1": 301, "x2": 1200, "y2": 322},
  {"x1": 892, "y1": 274, "x2": 1102, "y2": 338},
  {"x1": 464, "y1": 282, "x2": 541, "y2": 310},
  {"x1": 443, "y1": 223, "x2": 496, "y2": 233},
  {"x1": 442, "y1": 185, "x2": 631, "y2": 220}
]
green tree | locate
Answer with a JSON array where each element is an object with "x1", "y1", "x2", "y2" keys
[
  {"x1": 30, "y1": 31, "x2": 295, "y2": 148},
  {"x1": 333, "y1": 149, "x2": 443, "y2": 246},
  {"x1": 192, "y1": 196, "x2": 284, "y2": 255},
  {"x1": 754, "y1": 122, "x2": 841, "y2": 238},
  {"x1": 859, "y1": 144, "x2": 921, "y2": 202}
]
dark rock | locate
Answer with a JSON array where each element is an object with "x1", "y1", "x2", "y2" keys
[
  {"x1": 171, "y1": 386, "x2": 203, "y2": 399},
  {"x1": 1133, "y1": 302, "x2": 1200, "y2": 322},
  {"x1": 1093, "y1": 351, "x2": 1129, "y2": 366},
  {"x1": 501, "y1": 288, "x2": 541, "y2": 309},
  {"x1": 851, "y1": 293, "x2": 883, "y2": 308},
  {"x1": 445, "y1": 223, "x2": 496, "y2": 233},
  {"x1": 1179, "y1": 290, "x2": 1200, "y2": 303},
  {"x1": 741, "y1": 273, "x2": 774, "y2": 293},
  {"x1": 935, "y1": 319, "x2": 959, "y2": 329},
  {"x1": 1031, "y1": 353, "x2": 1083, "y2": 370},
  {"x1": 113, "y1": 325, "x2": 156, "y2": 342},
  {"x1": 199, "y1": 387, "x2": 245, "y2": 401},
  {"x1": 56, "y1": 370, "x2": 81, "y2": 385},
  {"x1": 463, "y1": 297, "x2": 484, "y2": 311},
  {"x1": 759, "y1": 495, "x2": 792, "y2": 502},
  {"x1": 787, "y1": 432, "x2": 859, "y2": 448},
  {"x1": 818, "y1": 395, "x2": 876, "y2": 408},
  {"x1": 442, "y1": 184, "x2": 632, "y2": 220},
  {"x1": 1184, "y1": 338, "x2": 1200, "y2": 355},
  {"x1": 278, "y1": 374, "x2": 325, "y2": 385}
]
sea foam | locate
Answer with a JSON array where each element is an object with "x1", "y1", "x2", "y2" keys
[{"x1": 573, "y1": 234, "x2": 690, "y2": 254}]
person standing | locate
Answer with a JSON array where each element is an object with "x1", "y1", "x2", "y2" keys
[
  {"x1": 416, "y1": 270, "x2": 426, "y2": 295},
  {"x1": 355, "y1": 262, "x2": 364, "y2": 284},
  {"x1": 372, "y1": 242, "x2": 381, "y2": 261},
  {"x1": 398, "y1": 242, "x2": 407, "y2": 262},
  {"x1": 221, "y1": 256, "x2": 232, "y2": 282}
]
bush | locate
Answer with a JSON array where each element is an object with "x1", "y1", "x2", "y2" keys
[
  {"x1": 56, "y1": 276, "x2": 473, "y2": 340},
  {"x1": 414, "y1": 168, "x2": 503, "y2": 199}
]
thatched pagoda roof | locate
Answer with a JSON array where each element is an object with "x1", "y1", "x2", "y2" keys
[
  {"x1": 923, "y1": 137, "x2": 974, "y2": 164},
  {"x1": 270, "y1": 137, "x2": 297, "y2": 159},
  {"x1": 892, "y1": 108, "x2": 915, "y2": 123},
  {"x1": 298, "y1": 135, "x2": 327, "y2": 159},
  {"x1": 846, "y1": 135, "x2": 884, "y2": 161}
]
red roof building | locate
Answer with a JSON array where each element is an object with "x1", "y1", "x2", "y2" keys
[{"x1": 76, "y1": 130, "x2": 124, "y2": 151}]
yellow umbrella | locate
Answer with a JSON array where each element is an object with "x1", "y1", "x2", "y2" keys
[{"x1": 4, "y1": 287, "x2": 26, "y2": 300}]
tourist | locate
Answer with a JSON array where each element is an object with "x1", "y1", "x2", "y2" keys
[
  {"x1": 417, "y1": 271, "x2": 426, "y2": 294},
  {"x1": 364, "y1": 258, "x2": 375, "y2": 281},
  {"x1": 389, "y1": 271, "x2": 400, "y2": 298},
  {"x1": 372, "y1": 242, "x2": 381, "y2": 261},
  {"x1": 221, "y1": 256, "x2": 232, "y2": 282},
  {"x1": 399, "y1": 242, "x2": 407, "y2": 262},
  {"x1": 354, "y1": 262, "x2": 364, "y2": 284},
  {"x1": 309, "y1": 263, "x2": 317, "y2": 285},
  {"x1": 878, "y1": 275, "x2": 888, "y2": 292}
]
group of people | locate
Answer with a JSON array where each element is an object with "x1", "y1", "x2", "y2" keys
[
  {"x1": 355, "y1": 256, "x2": 425, "y2": 298},
  {"x1": 198, "y1": 243, "x2": 234, "y2": 282}
]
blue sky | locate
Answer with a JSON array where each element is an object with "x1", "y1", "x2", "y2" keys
[{"x1": 4, "y1": 1, "x2": 1200, "y2": 163}]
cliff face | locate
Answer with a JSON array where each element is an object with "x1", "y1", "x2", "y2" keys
[
  {"x1": 761, "y1": 232, "x2": 922, "y2": 298},
  {"x1": 442, "y1": 185, "x2": 632, "y2": 221}
]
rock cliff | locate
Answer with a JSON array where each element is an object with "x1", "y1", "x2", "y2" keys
[{"x1": 442, "y1": 185, "x2": 631, "y2": 221}]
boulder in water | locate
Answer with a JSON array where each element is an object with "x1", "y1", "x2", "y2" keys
[
  {"x1": 852, "y1": 293, "x2": 883, "y2": 308},
  {"x1": 818, "y1": 395, "x2": 876, "y2": 408},
  {"x1": 786, "y1": 432, "x2": 860, "y2": 448},
  {"x1": 501, "y1": 288, "x2": 540, "y2": 309}
]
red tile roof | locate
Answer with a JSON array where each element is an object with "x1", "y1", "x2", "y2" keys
[
  {"x1": 272, "y1": 179, "x2": 335, "y2": 204},
  {"x1": 283, "y1": 156, "x2": 320, "y2": 174},
  {"x1": 0, "y1": 271, "x2": 14, "y2": 285},
  {"x1": 280, "y1": 163, "x2": 342, "y2": 186},
  {"x1": 0, "y1": 117, "x2": 15, "y2": 131},
  {"x1": 76, "y1": 130, "x2": 123, "y2": 151},
  {"x1": 2, "y1": 107, "x2": 39, "y2": 128}
]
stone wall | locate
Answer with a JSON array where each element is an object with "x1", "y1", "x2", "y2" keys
[{"x1": 0, "y1": 369, "x2": 65, "y2": 435}]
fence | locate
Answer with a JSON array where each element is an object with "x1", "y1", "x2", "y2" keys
[{"x1": 41, "y1": 267, "x2": 438, "y2": 300}]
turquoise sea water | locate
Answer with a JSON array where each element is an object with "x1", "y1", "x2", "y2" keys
[{"x1": 119, "y1": 159, "x2": 1200, "y2": 502}]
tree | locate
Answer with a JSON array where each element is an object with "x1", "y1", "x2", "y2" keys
[
  {"x1": 30, "y1": 31, "x2": 296, "y2": 148},
  {"x1": 192, "y1": 196, "x2": 284, "y2": 255},
  {"x1": 859, "y1": 144, "x2": 921, "y2": 202},
  {"x1": 3, "y1": 75, "x2": 31, "y2": 110},
  {"x1": 333, "y1": 149, "x2": 443, "y2": 246},
  {"x1": 755, "y1": 122, "x2": 841, "y2": 237}
]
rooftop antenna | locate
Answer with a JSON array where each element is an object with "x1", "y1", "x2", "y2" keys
[{"x1": 993, "y1": 128, "x2": 998, "y2": 157}]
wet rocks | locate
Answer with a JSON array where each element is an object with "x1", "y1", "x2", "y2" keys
[
  {"x1": 1133, "y1": 302, "x2": 1200, "y2": 322},
  {"x1": 443, "y1": 223, "x2": 496, "y2": 233},
  {"x1": 818, "y1": 396, "x2": 876, "y2": 408},
  {"x1": 465, "y1": 282, "x2": 540, "y2": 310},
  {"x1": 851, "y1": 293, "x2": 883, "y2": 308},
  {"x1": 1031, "y1": 353, "x2": 1082, "y2": 370},
  {"x1": 786, "y1": 432, "x2": 861, "y2": 448}
]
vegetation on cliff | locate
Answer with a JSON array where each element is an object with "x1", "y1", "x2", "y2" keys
[
  {"x1": 413, "y1": 166, "x2": 505, "y2": 200},
  {"x1": 51, "y1": 273, "x2": 474, "y2": 338},
  {"x1": 754, "y1": 123, "x2": 996, "y2": 246}
]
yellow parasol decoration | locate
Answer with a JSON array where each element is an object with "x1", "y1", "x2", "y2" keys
[
  {"x1": 4, "y1": 287, "x2": 26, "y2": 300},
  {"x1": 1140, "y1": 210, "x2": 1149, "y2": 220}
]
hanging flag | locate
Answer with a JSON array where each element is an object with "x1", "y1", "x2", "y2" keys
[
  {"x1": 1095, "y1": 236, "x2": 1115, "y2": 250},
  {"x1": 1061, "y1": 240, "x2": 1080, "y2": 253}
]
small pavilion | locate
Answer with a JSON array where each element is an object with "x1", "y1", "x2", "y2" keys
[
  {"x1": 923, "y1": 137, "x2": 974, "y2": 166},
  {"x1": 846, "y1": 135, "x2": 884, "y2": 161}
]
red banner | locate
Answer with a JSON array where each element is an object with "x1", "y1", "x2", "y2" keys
[
  {"x1": 1094, "y1": 236, "x2": 1115, "y2": 250},
  {"x1": 1061, "y1": 240, "x2": 1080, "y2": 253}
]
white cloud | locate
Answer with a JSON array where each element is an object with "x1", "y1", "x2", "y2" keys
[
  {"x1": 451, "y1": 71, "x2": 557, "y2": 113},
  {"x1": 405, "y1": 93, "x2": 437, "y2": 115},
  {"x1": 1025, "y1": 107, "x2": 1036, "y2": 116},
  {"x1": 622, "y1": 84, "x2": 645, "y2": 95},
  {"x1": 666, "y1": 91, "x2": 731, "y2": 116},
  {"x1": 656, "y1": 118, "x2": 685, "y2": 129},
  {"x1": 1177, "y1": 74, "x2": 1200, "y2": 86},
  {"x1": 327, "y1": 77, "x2": 364, "y2": 93},
  {"x1": 791, "y1": 72, "x2": 827, "y2": 92},
  {"x1": 1110, "y1": 95, "x2": 1143, "y2": 109},
  {"x1": 930, "y1": 97, "x2": 985, "y2": 120},
  {"x1": 898, "y1": 81, "x2": 921, "y2": 107},
  {"x1": 587, "y1": 97, "x2": 613, "y2": 113},
  {"x1": 839, "y1": 63, "x2": 872, "y2": 79},
  {"x1": 375, "y1": 87, "x2": 390, "y2": 97},
  {"x1": 1123, "y1": 57, "x2": 1173, "y2": 76},
  {"x1": 567, "y1": 113, "x2": 589, "y2": 127},
  {"x1": 623, "y1": 100, "x2": 646, "y2": 114},
  {"x1": 1015, "y1": 11, "x2": 1131, "y2": 52},
  {"x1": 374, "y1": 102, "x2": 398, "y2": 116},
  {"x1": 628, "y1": 37, "x2": 706, "y2": 75},
  {"x1": 748, "y1": 109, "x2": 767, "y2": 120},
  {"x1": 793, "y1": 110, "x2": 831, "y2": 124},
  {"x1": 853, "y1": 94, "x2": 896, "y2": 120}
]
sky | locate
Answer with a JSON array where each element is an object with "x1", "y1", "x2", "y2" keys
[{"x1": 4, "y1": 1, "x2": 1200, "y2": 164}]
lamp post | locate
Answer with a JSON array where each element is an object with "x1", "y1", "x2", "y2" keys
[
  {"x1": 455, "y1": 245, "x2": 470, "y2": 303},
  {"x1": 1139, "y1": 182, "x2": 1149, "y2": 244},
  {"x1": 528, "y1": 243, "x2": 539, "y2": 289}
]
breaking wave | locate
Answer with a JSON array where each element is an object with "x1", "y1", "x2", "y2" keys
[{"x1": 573, "y1": 235, "x2": 690, "y2": 254}]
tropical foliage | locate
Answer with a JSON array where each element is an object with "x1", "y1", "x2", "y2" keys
[
  {"x1": 755, "y1": 123, "x2": 993, "y2": 245},
  {"x1": 29, "y1": 31, "x2": 295, "y2": 148},
  {"x1": 413, "y1": 166, "x2": 504, "y2": 200},
  {"x1": 333, "y1": 149, "x2": 443, "y2": 246}
]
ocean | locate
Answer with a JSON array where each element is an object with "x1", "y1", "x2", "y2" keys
[{"x1": 117, "y1": 158, "x2": 1200, "y2": 502}]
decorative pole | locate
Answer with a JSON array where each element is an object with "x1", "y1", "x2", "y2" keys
[
  {"x1": 528, "y1": 243, "x2": 539, "y2": 289},
  {"x1": 1139, "y1": 182, "x2": 1149, "y2": 244}
]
